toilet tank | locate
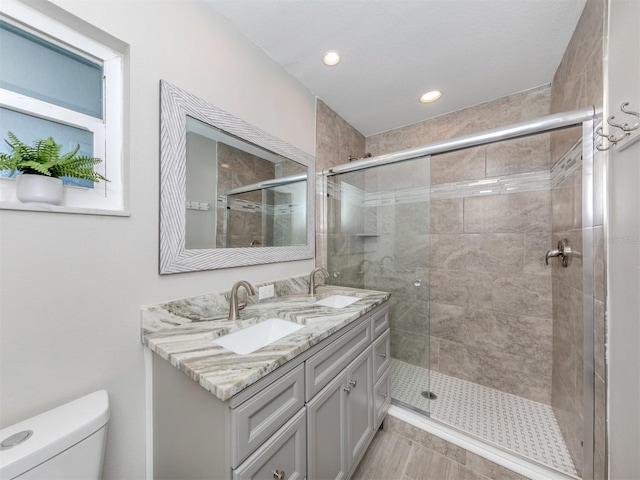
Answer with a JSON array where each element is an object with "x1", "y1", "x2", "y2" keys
[{"x1": 0, "y1": 390, "x2": 109, "y2": 480}]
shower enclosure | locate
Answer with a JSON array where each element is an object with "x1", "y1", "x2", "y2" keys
[
  {"x1": 221, "y1": 174, "x2": 307, "y2": 248},
  {"x1": 322, "y1": 108, "x2": 601, "y2": 479}
]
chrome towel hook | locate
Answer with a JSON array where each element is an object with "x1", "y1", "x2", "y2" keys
[
  {"x1": 596, "y1": 102, "x2": 640, "y2": 151},
  {"x1": 620, "y1": 102, "x2": 640, "y2": 131}
]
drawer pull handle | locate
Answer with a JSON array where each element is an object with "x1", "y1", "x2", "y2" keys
[
  {"x1": 380, "y1": 392, "x2": 388, "y2": 398},
  {"x1": 273, "y1": 470, "x2": 285, "y2": 479},
  {"x1": 378, "y1": 352, "x2": 387, "y2": 358},
  {"x1": 349, "y1": 379, "x2": 357, "y2": 388},
  {"x1": 343, "y1": 386, "x2": 352, "y2": 393}
]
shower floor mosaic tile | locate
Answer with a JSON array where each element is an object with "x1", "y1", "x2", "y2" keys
[{"x1": 390, "y1": 359, "x2": 578, "y2": 477}]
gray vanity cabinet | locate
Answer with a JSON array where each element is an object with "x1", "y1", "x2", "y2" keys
[
  {"x1": 306, "y1": 347, "x2": 374, "y2": 480},
  {"x1": 152, "y1": 302, "x2": 389, "y2": 480}
]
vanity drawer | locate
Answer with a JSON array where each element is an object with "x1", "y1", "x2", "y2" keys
[
  {"x1": 371, "y1": 306, "x2": 389, "y2": 339},
  {"x1": 373, "y1": 329, "x2": 390, "y2": 381},
  {"x1": 233, "y1": 408, "x2": 307, "y2": 480},
  {"x1": 373, "y1": 366, "x2": 391, "y2": 428},
  {"x1": 231, "y1": 364, "x2": 305, "y2": 467},
  {"x1": 305, "y1": 318, "x2": 371, "y2": 400}
]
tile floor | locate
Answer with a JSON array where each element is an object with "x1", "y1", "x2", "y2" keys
[
  {"x1": 352, "y1": 428, "x2": 491, "y2": 480},
  {"x1": 390, "y1": 359, "x2": 577, "y2": 477}
]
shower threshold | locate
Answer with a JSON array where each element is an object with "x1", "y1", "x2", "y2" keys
[{"x1": 390, "y1": 359, "x2": 578, "y2": 477}]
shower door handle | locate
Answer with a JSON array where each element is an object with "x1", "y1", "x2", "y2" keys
[{"x1": 545, "y1": 239, "x2": 571, "y2": 267}]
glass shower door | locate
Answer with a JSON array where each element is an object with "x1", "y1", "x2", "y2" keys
[{"x1": 325, "y1": 155, "x2": 432, "y2": 415}]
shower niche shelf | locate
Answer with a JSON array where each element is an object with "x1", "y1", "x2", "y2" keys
[{"x1": 356, "y1": 233, "x2": 379, "y2": 238}]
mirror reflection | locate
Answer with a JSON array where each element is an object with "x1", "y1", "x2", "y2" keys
[
  {"x1": 185, "y1": 117, "x2": 307, "y2": 250},
  {"x1": 159, "y1": 80, "x2": 314, "y2": 274}
]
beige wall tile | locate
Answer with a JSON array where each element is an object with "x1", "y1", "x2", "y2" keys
[
  {"x1": 437, "y1": 338, "x2": 551, "y2": 403},
  {"x1": 429, "y1": 303, "x2": 467, "y2": 343},
  {"x1": 524, "y1": 229, "x2": 553, "y2": 275},
  {"x1": 552, "y1": 229, "x2": 583, "y2": 291},
  {"x1": 430, "y1": 198, "x2": 463, "y2": 234},
  {"x1": 391, "y1": 329, "x2": 430, "y2": 368},
  {"x1": 430, "y1": 148, "x2": 486, "y2": 185},
  {"x1": 464, "y1": 191, "x2": 551, "y2": 234},
  {"x1": 429, "y1": 269, "x2": 495, "y2": 311},
  {"x1": 392, "y1": 297, "x2": 429, "y2": 335},
  {"x1": 463, "y1": 309, "x2": 552, "y2": 362},
  {"x1": 492, "y1": 274, "x2": 552, "y2": 318},
  {"x1": 485, "y1": 133, "x2": 551, "y2": 177},
  {"x1": 430, "y1": 233, "x2": 524, "y2": 275},
  {"x1": 552, "y1": 183, "x2": 577, "y2": 232}
]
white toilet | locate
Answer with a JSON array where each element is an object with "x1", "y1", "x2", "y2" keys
[{"x1": 0, "y1": 390, "x2": 109, "y2": 479}]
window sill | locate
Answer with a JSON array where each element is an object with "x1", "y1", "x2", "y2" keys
[{"x1": 0, "y1": 201, "x2": 130, "y2": 217}]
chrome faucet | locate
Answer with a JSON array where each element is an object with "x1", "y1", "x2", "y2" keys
[
  {"x1": 228, "y1": 280, "x2": 256, "y2": 321},
  {"x1": 545, "y1": 238, "x2": 572, "y2": 267},
  {"x1": 309, "y1": 267, "x2": 330, "y2": 294}
]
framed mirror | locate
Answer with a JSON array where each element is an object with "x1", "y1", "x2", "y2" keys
[{"x1": 159, "y1": 81, "x2": 315, "y2": 274}]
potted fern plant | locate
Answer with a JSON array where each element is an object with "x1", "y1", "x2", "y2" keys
[{"x1": 0, "y1": 132, "x2": 108, "y2": 205}]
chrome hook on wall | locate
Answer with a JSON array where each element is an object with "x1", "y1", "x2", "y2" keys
[
  {"x1": 596, "y1": 102, "x2": 640, "y2": 151},
  {"x1": 620, "y1": 102, "x2": 640, "y2": 131}
]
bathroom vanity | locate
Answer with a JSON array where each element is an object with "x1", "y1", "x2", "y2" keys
[{"x1": 142, "y1": 280, "x2": 390, "y2": 480}]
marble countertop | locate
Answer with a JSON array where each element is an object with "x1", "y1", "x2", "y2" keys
[{"x1": 141, "y1": 278, "x2": 390, "y2": 401}]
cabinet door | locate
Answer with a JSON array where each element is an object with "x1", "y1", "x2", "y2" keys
[
  {"x1": 371, "y1": 306, "x2": 389, "y2": 339},
  {"x1": 231, "y1": 364, "x2": 305, "y2": 467},
  {"x1": 374, "y1": 365, "x2": 391, "y2": 428},
  {"x1": 372, "y1": 329, "x2": 390, "y2": 382},
  {"x1": 306, "y1": 372, "x2": 347, "y2": 480},
  {"x1": 233, "y1": 409, "x2": 306, "y2": 480},
  {"x1": 345, "y1": 347, "x2": 374, "y2": 470},
  {"x1": 305, "y1": 318, "x2": 371, "y2": 400}
]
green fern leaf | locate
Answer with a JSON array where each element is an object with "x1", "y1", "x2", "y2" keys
[
  {"x1": 19, "y1": 160, "x2": 53, "y2": 175},
  {"x1": 1, "y1": 132, "x2": 108, "y2": 183}
]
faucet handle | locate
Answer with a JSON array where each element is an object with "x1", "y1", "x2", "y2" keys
[
  {"x1": 545, "y1": 249, "x2": 561, "y2": 265},
  {"x1": 545, "y1": 239, "x2": 572, "y2": 267}
]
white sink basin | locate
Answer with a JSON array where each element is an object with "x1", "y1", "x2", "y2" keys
[
  {"x1": 213, "y1": 318, "x2": 304, "y2": 355},
  {"x1": 314, "y1": 295, "x2": 360, "y2": 309}
]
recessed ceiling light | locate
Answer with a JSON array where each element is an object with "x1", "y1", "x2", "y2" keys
[
  {"x1": 322, "y1": 50, "x2": 341, "y2": 66},
  {"x1": 419, "y1": 90, "x2": 442, "y2": 103}
]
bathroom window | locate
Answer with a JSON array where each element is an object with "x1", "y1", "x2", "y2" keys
[{"x1": 0, "y1": 0, "x2": 125, "y2": 213}]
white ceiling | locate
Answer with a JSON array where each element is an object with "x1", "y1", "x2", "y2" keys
[{"x1": 204, "y1": 0, "x2": 587, "y2": 137}]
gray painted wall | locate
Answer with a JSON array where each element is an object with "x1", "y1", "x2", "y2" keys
[{"x1": 607, "y1": 1, "x2": 640, "y2": 478}]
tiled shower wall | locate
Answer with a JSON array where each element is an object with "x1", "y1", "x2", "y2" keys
[
  {"x1": 315, "y1": 99, "x2": 366, "y2": 273},
  {"x1": 366, "y1": 86, "x2": 555, "y2": 404},
  {"x1": 549, "y1": 0, "x2": 606, "y2": 477}
]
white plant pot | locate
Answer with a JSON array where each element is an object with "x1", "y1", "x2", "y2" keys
[{"x1": 16, "y1": 174, "x2": 64, "y2": 205}]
